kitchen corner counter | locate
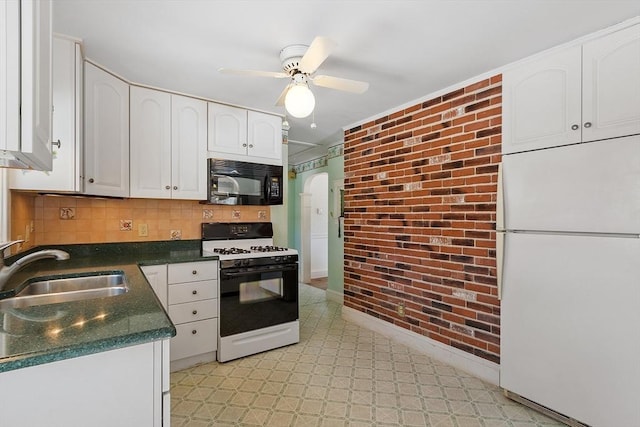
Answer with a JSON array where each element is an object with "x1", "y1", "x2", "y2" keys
[{"x1": 0, "y1": 240, "x2": 216, "y2": 373}]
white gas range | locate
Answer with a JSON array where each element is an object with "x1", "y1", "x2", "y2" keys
[{"x1": 201, "y1": 222, "x2": 299, "y2": 362}]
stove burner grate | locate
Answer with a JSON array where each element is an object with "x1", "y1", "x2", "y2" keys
[
  {"x1": 250, "y1": 245, "x2": 289, "y2": 252},
  {"x1": 212, "y1": 247, "x2": 252, "y2": 255}
]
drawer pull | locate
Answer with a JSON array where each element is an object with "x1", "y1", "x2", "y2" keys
[
  {"x1": 191, "y1": 330, "x2": 197, "y2": 335},
  {"x1": 192, "y1": 290, "x2": 198, "y2": 295},
  {"x1": 192, "y1": 310, "x2": 198, "y2": 315},
  {"x1": 192, "y1": 270, "x2": 197, "y2": 275}
]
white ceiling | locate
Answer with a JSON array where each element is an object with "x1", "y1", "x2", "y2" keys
[{"x1": 53, "y1": 1, "x2": 639, "y2": 166}]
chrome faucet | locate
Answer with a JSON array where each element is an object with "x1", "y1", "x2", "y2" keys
[{"x1": 0, "y1": 241, "x2": 70, "y2": 292}]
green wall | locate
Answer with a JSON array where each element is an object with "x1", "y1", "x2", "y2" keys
[
  {"x1": 326, "y1": 154, "x2": 344, "y2": 296},
  {"x1": 288, "y1": 146, "x2": 344, "y2": 297}
]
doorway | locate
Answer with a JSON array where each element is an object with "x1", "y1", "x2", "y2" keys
[{"x1": 300, "y1": 172, "x2": 328, "y2": 289}]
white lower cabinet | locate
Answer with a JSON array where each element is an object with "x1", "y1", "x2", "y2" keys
[
  {"x1": 142, "y1": 260, "x2": 219, "y2": 371},
  {"x1": 141, "y1": 264, "x2": 168, "y2": 309},
  {"x1": 0, "y1": 340, "x2": 170, "y2": 427}
]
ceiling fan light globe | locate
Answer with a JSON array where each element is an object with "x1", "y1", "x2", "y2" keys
[{"x1": 285, "y1": 85, "x2": 315, "y2": 118}]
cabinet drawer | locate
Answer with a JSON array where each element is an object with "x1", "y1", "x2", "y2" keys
[
  {"x1": 168, "y1": 299, "x2": 217, "y2": 324},
  {"x1": 168, "y1": 261, "x2": 218, "y2": 284},
  {"x1": 168, "y1": 280, "x2": 217, "y2": 304},
  {"x1": 171, "y1": 318, "x2": 217, "y2": 361}
]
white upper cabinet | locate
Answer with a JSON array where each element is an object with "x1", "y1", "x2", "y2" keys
[
  {"x1": 247, "y1": 110, "x2": 283, "y2": 161},
  {"x1": 130, "y1": 86, "x2": 172, "y2": 198},
  {"x1": 84, "y1": 62, "x2": 130, "y2": 197},
  {"x1": 171, "y1": 94, "x2": 207, "y2": 200},
  {"x1": 11, "y1": 36, "x2": 83, "y2": 191},
  {"x1": 130, "y1": 87, "x2": 207, "y2": 200},
  {"x1": 207, "y1": 103, "x2": 247, "y2": 156},
  {"x1": 503, "y1": 46, "x2": 582, "y2": 154},
  {"x1": 208, "y1": 102, "x2": 282, "y2": 165},
  {"x1": 0, "y1": 0, "x2": 53, "y2": 170},
  {"x1": 582, "y1": 24, "x2": 640, "y2": 142},
  {"x1": 503, "y1": 23, "x2": 640, "y2": 154}
]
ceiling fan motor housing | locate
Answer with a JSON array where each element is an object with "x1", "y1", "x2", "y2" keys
[{"x1": 280, "y1": 44, "x2": 309, "y2": 74}]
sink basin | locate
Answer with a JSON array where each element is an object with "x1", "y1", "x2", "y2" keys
[{"x1": 0, "y1": 271, "x2": 129, "y2": 310}]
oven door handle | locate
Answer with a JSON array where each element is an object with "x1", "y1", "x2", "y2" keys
[{"x1": 221, "y1": 264, "x2": 297, "y2": 278}]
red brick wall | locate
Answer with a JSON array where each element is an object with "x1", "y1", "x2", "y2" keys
[{"x1": 343, "y1": 75, "x2": 502, "y2": 364}]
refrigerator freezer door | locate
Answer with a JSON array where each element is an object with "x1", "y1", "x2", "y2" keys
[
  {"x1": 500, "y1": 232, "x2": 640, "y2": 426},
  {"x1": 502, "y1": 135, "x2": 640, "y2": 234}
]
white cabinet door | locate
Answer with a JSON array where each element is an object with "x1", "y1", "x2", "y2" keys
[
  {"x1": 247, "y1": 110, "x2": 282, "y2": 161},
  {"x1": 21, "y1": 0, "x2": 53, "y2": 171},
  {"x1": 84, "y1": 62, "x2": 130, "y2": 197},
  {"x1": 130, "y1": 86, "x2": 172, "y2": 198},
  {"x1": 0, "y1": 342, "x2": 163, "y2": 427},
  {"x1": 0, "y1": 0, "x2": 52, "y2": 170},
  {"x1": 0, "y1": 0, "x2": 21, "y2": 160},
  {"x1": 11, "y1": 36, "x2": 83, "y2": 191},
  {"x1": 171, "y1": 94, "x2": 207, "y2": 200},
  {"x1": 502, "y1": 45, "x2": 582, "y2": 154},
  {"x1": 141, "y1": 264, "x2": 168, "y2": 309},
  {"x1": 582, "y1": 23, "x2": 640, "y2": 142},
  {"x1": 207, "y1": 102, "x2": 247, "y2": 155}
]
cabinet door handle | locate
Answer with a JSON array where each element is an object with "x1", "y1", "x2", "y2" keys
[
  {"x1": 192, "y1": 270, "x2": 197, "y2": 275},
  {"x1": 173, "y1": 186, "x2": 178, "y2": 190},
  {"x1": 192, "y1": 310, "x2": 198, "y2": 315},
  {"x1": 571, "y1": 124, "x2": 579, "y2": 130},
  {"x1": 242, "y1": 143, "x2": 247, "y2": 147},
  {"x1": 52, "y1": 139, "x2": 61, "y2": 148},
  {"x1": 88, "y1": 178, "x2": 95, "y2": 183},
  {"x1": 584, "y1": 122, "x2": 592, "y2": 128},
  {"x1": 192, "y1": 290, "x2": 198, "y2": 295},
  {"x1": 165, "y1": 185, "x2": 170, "y2": 190},
  {"x1": 191, "y1": 330, "x2": 197, "y2": 335},
  {"x1": 248, "y1": 144, "x2": 253, "y2": 148}
]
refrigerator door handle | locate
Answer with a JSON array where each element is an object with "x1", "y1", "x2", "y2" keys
[
  {"x1": 496, "y1": 162, "x2": 504, "y2": 231},
  {"x1": 496, "y1": 231, "x2": 505, "y2": 300}
]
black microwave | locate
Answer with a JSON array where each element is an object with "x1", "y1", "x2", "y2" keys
[{"x1": 207, "y1": 159, "x2": 283, "y2": 205}]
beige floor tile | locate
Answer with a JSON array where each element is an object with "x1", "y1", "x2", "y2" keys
[{"x1": 169, "y1": 283, "x2": 564, "y2": 427}]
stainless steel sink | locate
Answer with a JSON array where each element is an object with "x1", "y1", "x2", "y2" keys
[{"x1": 0, "y1": 271, "x2": 129, "y2": 310}]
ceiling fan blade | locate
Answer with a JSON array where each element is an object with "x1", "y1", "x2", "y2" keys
[
  {"x1": 218, "y1": 68, "x2": 289, "y2": 79},
  {"x1": 298, "y1": 36, "x2": 337, "y2": 74},
  {"x1": 275, "y1": 83, "x2": 292, "y2": 106},
  {"x1": 311, "y1": 75, "x2": 369, "y2": 94}
]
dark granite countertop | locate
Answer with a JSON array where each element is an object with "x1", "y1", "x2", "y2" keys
[{"x1": 0, "y1": 240, "x2": 217, "y2": 373}]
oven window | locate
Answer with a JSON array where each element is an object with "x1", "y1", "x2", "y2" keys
[{"x1": 240, "y1": 277, "x2": 283, "y2": 303}]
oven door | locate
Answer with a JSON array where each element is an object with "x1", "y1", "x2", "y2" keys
[{"x1": 219, "y1": 262, "x2": 298, "y2": 337}]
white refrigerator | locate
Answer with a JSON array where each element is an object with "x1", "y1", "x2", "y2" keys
[{"x1": 498, "y1": 135, "x2": 640, "y2": 426}]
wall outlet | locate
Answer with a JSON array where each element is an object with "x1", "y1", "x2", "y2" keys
[
  {"x1": 397, "y1": 302, "x2": 405, "y2": 317},
  {"x1": 138, "y1": 223, "x2": 148, "y2": 237}
]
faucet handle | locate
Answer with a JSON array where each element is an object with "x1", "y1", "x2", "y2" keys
[
  {"x1": 0, "y1": 241, "x2": 25, "y2": 263},
  {"x1": 0, "y1": 240, "x2": 24, "y2": 253}
]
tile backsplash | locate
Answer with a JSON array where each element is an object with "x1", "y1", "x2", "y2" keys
[{"x1": 10, "y1": 192, "x2": 271, "y2": 251}]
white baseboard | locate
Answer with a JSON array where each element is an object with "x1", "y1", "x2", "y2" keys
[
  {"x1": 325, "y1": 288, "x2": 343, "y2": 305},
  {"x1": 341, "y1": 306, "x2": 499, "y2": 385}
]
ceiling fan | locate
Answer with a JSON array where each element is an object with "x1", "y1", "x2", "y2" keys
[{"x1": 218, "y1": 36, "x2": 369, "y2": 119}]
